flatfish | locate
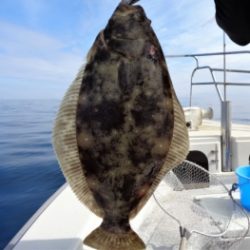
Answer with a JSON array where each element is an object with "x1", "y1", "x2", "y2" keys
[{"x1": 53, "y1": 0, "x2": 189, "y2": 249}]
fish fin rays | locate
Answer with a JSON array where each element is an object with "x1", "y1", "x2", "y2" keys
[
  {"x1": 52, "y1": 64, "x2": 104, "y2": 218},
  {"x1": 84, "y1": 226, "x2": 145, "y2": 250}
]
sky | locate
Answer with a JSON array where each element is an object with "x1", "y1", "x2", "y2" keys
[{"x1": 0, "y1": 0, "x2": 249, "y2": 105}]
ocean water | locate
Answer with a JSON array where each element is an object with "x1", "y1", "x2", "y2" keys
[
  {"x1": 0, "y1": 98, "x2": 249, "y2": 250},
  {"x1": 0, "y1": 100, "x2": 65, "y2": 250}
]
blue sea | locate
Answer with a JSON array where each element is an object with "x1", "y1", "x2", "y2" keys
[
  {"x1": 0, "y1": 100, "x2": 65, "y2": 250},
  {"x1": 0, "y1": 98, "x2": 249, "y2": 250}
]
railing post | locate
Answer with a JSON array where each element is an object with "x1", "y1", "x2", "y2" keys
[{"x1": 221, "y1": 101, "x2": 232, "y2": 171}]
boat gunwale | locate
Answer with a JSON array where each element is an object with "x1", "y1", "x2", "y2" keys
[{"x1": 3, "y1": 183, "x2": 67, "y2": 250}]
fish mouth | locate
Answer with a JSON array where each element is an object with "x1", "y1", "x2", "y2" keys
[
  {"x1": 115, "y1": 3, "x2": 151, "y2": 24},
  {"x1": 103, "y1": 2, "x2": 151, "y2": 42}
]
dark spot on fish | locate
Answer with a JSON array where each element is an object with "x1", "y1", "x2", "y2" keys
[
  {"x1": 131, "y1": 93, "x2": 160, "y2": 127},
  {"x1": 157, "y1": 113, "x2": 173, "y2": 136},
  {"x1": 118, "y1": 62, "x2": 129, "y2": 91},
  {"x1": 107, "y1": 39, "x2": 126, "y2": 56},
  {"x1": 77, "y1": 100, "x2": 124, "y2": 133},
  {"x1": 121, "y1": 175, "x2": 136, "y2": 201},
  {"x1": 118, "y1": 61, "x2": 143, "y2": 98},
  {"x1": 128, "y1": 138, "x2": 151, "y2": 165},
  {"x1": 113, "y1": 22, "x2": 127, "y2": 36},
  {"x1": 161, "y1": 65, "x2": 172, "y2": 97},
  {"x1": 80, "y1": 149, "x2": 99, "y2": 175},
  {"x1": 128, "y1": 196, "x2": 142, "y2": 211},
  {"x1": 94, "y1": 47, "x2": 110, "y2": 62},
  {"x1": 81, "y1": 74, "x2": 95, "y2": 93},
  {"x1": 102, "y1": 215, "x2": 130, "y2": 233},
  {"x1": 80, "y1": 147, "x2": 112, "y2": 177},
  {"x1": 93, "y1": 191, "x2": 108, "y2": 209},
  {"x1": 131, "y1": 109, "x2": 153, "y2": 127},
  {"x1": 76, "y1": 119, "x2": 82, "y2": 134},
  {"x1": 118, "y1": 61, "x2": 134, "y2": 96},
  {"x1": 97, "y1": 100, "x2": 124, "y2": 132},
  {"x1": 104, "y1": 19, "x2": 124, "y2": 40},
  {"x1": 85, "y1": 62, "x2": 94, "y2": 72},
  {"x1": 137, "y1": 72, "x2": 144, "y2": 86}
]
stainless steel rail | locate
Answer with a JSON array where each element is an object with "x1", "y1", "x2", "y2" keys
[
  {"x1": 166, "y1": 50, "x2": 250, "y2": 58},
  {"x1": 166, "y1": 50, "x2": 250, "y2": 172}
]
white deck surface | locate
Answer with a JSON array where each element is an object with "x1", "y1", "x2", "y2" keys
[
  {"x1": 11, "y1": 179, "x2": 250, "y2": 250},
  {"x1": 11, "y1": 184, "x2": 157, "y2": 250}
]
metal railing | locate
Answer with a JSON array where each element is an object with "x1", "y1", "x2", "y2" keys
[
  {"x1": 166, "y1": 50, "x2": 250, "y2": 172},
  {"x1": 166, "y1": 50, "x2": 250, "y2": 105}
]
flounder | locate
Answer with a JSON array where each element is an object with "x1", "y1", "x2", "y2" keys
[{"x1": 53, "y1": 0, "x2": 189, "y2": 249}]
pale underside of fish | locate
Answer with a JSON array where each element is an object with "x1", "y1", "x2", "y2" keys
[{"x1": 53, "y1": 1, "x2": 189, "y2": 249}]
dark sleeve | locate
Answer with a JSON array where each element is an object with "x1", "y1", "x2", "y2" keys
[{"x1": 214, "y1": 0, "x2": 250, "y2": 46}]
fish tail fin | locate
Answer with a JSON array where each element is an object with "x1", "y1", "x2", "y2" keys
[{"x1": 84, "y1": 226, "x2": 145, "y2": 250}]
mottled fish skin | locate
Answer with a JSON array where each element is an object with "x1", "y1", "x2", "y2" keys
[{"x1": 77, "y1": 3, "x2": 173, "y2": 237}]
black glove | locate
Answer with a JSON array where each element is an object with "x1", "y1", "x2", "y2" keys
[{"x1": 214, "y1": 0, "x2": 250, "y2": 46}]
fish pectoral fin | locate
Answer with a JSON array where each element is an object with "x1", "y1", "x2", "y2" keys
[{"x1": 84, "y1": 225, "x2": 145, "y2": 250}]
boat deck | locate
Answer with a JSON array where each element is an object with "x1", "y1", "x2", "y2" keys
[
  {"x1": 189, "y1": 120, "x2": 250, "y2": 139},
  {"x1": 7, "y1": 176, "x2": 250, "y2": 250}
]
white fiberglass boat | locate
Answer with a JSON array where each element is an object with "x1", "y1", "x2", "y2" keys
[{"x1": 4, "y1": 50, "x2": 250, "y2": 250}]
